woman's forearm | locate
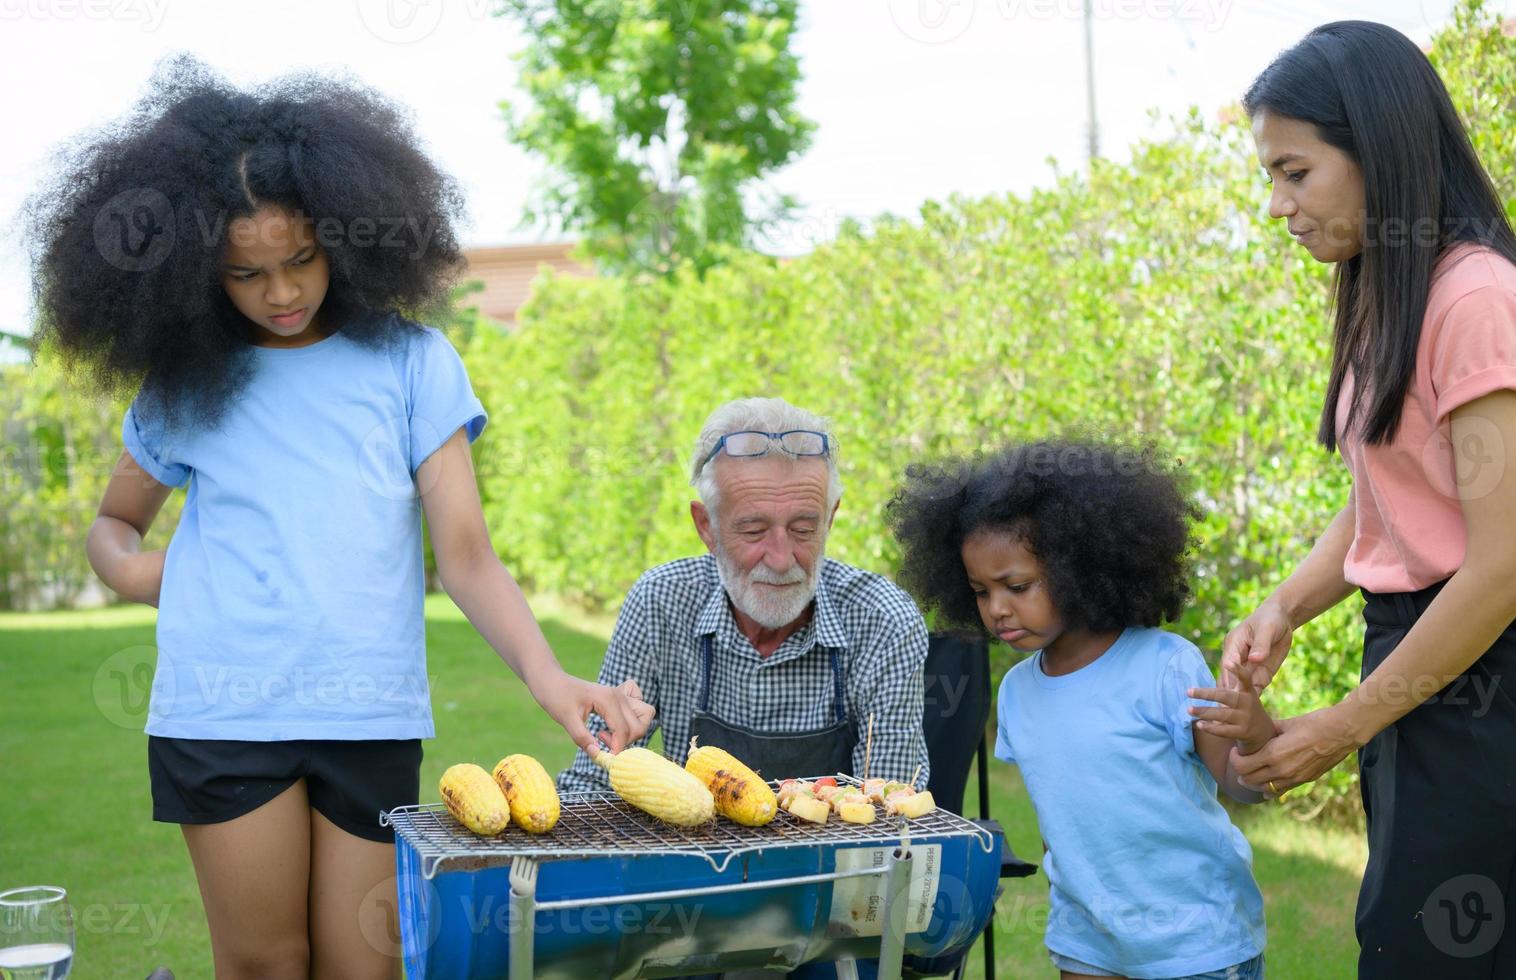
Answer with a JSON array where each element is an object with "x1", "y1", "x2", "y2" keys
[
  {"x1": 1267, "y1": 498, "x2": 1359, "y2": 628},
  {"x1": 1340, "y1": 562, "x2": 1516, "y2": 743}
]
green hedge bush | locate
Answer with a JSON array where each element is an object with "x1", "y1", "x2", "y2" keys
[{"x1": 460, "y1": 1, "x2": 1515, "y2": 820}]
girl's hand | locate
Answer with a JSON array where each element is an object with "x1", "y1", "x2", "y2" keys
[
  {"x1": 1230, "y1": 705, "x2": 1362, "y2": 797},
  {"x1": 1188, "y1": 676, "x2": 1277, "y2": 755},
  {"x1": 533, "y1": 673, "x2": 656, "y2": 755},
  {"x1": 1220, "y1": 600, "x2": 1294, "y2": 690}
]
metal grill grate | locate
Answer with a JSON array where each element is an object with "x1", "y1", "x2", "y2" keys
[{"x1": 384, "y1": 776, "x2": 996, "y2": 878}]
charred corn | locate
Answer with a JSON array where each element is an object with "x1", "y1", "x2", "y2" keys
[
  {"x1": 439, "y1": 763, "x2": 510, "y2": 835},
  {"x1": 492, "y1": 754, "x2": 560, "y2": 834},
  {"x1": 684, "y1": 738, "x2": 777, "y2": 827},
  {"x1": 594, "y1": 747, "x2": 714, "y2": 826}
]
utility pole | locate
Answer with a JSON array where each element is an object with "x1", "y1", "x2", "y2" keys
[{"x1": 1084, "y1": 0, "x2": 1100, "y2": 163}]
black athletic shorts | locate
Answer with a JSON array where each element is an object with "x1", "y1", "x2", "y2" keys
[{"x1": 148, "y1": 736, "x2": 423, "y2": 843}]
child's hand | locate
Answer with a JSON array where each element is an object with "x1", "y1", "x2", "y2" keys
[
  {"x1": 1188, "y1": 674, "x2": 1277, "y2": 755},
  {"x1": 534, "y1": 673, "x2": 656, "y2": 755}
]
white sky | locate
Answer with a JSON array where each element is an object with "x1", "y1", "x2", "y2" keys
[{"x1": 1, "y1": 0, "x2": 1505, "y2": 340}]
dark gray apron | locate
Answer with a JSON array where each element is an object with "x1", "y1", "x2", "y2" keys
[{"x1": 686, "y1": 633, "x2": 857, "y2": 779}]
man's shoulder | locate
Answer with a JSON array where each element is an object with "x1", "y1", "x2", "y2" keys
[
  {"x1": 819, "y1": 559, "x2": 923, "y2": 626},
  {"x1": 622, "y1": 555, "x2": 719, "y2": 617},
  {"x1": 634, "y1": 554, "x2": 719, "y2": 589}
]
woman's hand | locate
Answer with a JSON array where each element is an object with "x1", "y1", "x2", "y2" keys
[
  {"x1": 1221, "y1": 599, "x2": 1295, "y2": 690},
  {"x1": 533, "y1": 673, "x2": 656, "y2": 755},
  {"x1": 1229, "y1": 704, "x2": 1364, "y2": 796}
]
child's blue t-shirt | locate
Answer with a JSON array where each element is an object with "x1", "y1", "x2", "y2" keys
[
  {"x1": 121, "y1": 317, "x2": 487, "y2": 741},
  {"x1": 993, "y1": 627, "x2": 1266, "y2": 978}
]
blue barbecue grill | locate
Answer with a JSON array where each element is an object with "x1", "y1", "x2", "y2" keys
[{"x1": 384, "y1": 775, "x2": 1006, "y2": 979}]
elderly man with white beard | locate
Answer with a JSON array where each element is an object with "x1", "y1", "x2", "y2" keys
[{"x1": 557, "y1": 397, "x2": 931, "y2": 798}]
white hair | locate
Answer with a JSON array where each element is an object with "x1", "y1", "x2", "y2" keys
[{"x1": 689, "y1": 397, "x2": 843, "y2": 520}]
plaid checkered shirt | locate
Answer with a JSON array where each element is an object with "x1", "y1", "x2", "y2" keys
[{"x1": 557, "y1": 553, "x2": 932, "y2": 794}]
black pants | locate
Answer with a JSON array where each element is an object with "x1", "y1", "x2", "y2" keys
[{"x1": 1356, "y1": 581, "x2": 1516, "y2": 978}]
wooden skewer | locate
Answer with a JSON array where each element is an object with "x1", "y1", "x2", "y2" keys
[
  {"x1": 911, "y1": 763, "x2": 923, "y2": 789},
  {"x1": 863, "y1": 712, "x2": 875, "y2": 781}
]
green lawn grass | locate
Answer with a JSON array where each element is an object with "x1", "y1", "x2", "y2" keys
[{"x1": 0, "y1": 596, "x2": 1365, "y2": 978}]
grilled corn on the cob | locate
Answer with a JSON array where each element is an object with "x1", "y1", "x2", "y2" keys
[
  {"x1": 594, "y1": 747, "x2": 715, "y2": 826},
  {"x1": 439, "y1": 763, "x2": 511, "y2": 835},
  {"x1": 492, "y1": 754, "x2": 561, "y2": 834},
  {"x1": 684, "y1": 738, "x2": 777, "y2": 827}
]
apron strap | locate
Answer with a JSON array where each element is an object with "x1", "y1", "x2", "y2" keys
[
  {"x1": 829, "y1": 647, "x2": 846, "y2": 725},
  {"x1": 699, "y1": 633, "x2": 847, "y2": 724},
  {"x1": 699, "y1": 633, "x2": 715, "y2": 713}
]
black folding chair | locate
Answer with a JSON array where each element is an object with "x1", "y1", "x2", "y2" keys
[{"x1": 904, "y1": 633, "x2": 1037, "y2": 980}]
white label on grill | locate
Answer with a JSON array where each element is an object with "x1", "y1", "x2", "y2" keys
[{"x1": 825, "y1": 845, "x2": 941, "y2": 938}]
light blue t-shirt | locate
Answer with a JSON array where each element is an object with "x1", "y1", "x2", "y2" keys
[
  {"x1": 994, "y1": 627, "x2": 1266, "y2": 979},
  {"x1": 122, "y1": 316, "x2": 487, "y2": 741}
]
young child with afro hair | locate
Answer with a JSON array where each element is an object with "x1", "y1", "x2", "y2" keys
[
  {"x1": 23, "y1": 54, "x2": 651, "y2": 979},
  {"x1": 888, "y1": 439, "x2": 1274, "y2": 980}
]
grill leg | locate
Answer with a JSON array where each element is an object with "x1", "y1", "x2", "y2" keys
[
  {"x1": 876, "y1": 847, "x2": 913, "y2": 980},
  {"x1": 508, "y1": 857, "x2": 538, "y2": 980}
]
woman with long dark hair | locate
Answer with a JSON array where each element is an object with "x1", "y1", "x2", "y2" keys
[{"x1": 1224, "y1": 19, "x2": 1516, "y2": 978}]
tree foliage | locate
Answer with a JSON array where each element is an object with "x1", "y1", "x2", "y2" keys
[{"x1": 497, "y1": 0, "x2": 814, "y2": 275}]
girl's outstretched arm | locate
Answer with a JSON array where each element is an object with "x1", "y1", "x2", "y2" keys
[
  {"x1": 87, "y1": 450, "x2": 173, "y2": 606},
  {"x1": 418, "y1": 429, "x2": 655, "y2": 754}
]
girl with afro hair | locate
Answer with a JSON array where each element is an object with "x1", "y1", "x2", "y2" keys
[
  {"x1": 24, "y1": 55, "x2": 652, "y2": 979},
  {"x1": 888, "y1": 440, "x2": 1273, "y2": 980}
]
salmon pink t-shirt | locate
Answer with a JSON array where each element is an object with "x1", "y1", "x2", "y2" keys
[{"x1": 1337, "y1": 244, "x2": 1516, "y2": 593}]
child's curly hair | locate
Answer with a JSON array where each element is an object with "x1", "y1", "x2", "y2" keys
[
  {"x1": 887, "y1": 439, "x2": 1200, "y2": 636},
  {"x1": 22, "y1": 54, "x2": 467, "y2": 428}
]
